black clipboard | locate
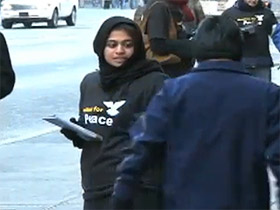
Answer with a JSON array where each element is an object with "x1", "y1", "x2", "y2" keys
[{"x1": 43, "y1": 115, "x2": 103, "y2": 142}]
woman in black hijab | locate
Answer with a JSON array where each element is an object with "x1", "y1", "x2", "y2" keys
[{"x1": 61, "y1": 16, "x2": 168, "y2": 209}]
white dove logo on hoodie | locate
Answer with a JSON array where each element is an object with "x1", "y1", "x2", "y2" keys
[{"x1": 103, "y1": 100, "x2": 126, "y2": 117}]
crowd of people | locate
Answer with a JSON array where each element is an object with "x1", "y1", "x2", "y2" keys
[
  {"x1": 60, "y1": 0, "x2": 280, "y2": 209},
  {"x1": 113, "y1": 15, "x2": 280, "y2": 210},
  {"x1": 1, "y1": 0, "x2": 280, "y2": 209}
]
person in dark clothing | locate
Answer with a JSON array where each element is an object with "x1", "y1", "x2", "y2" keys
[
  {"x1": 103, "y1": 0, "x2": 112, "y2": 8},
  {"x1": 137, "y1": 0, "x2": 197, "y2": 78},
  {"x1": 183, "y1": 0, "x2": 205, "y2": 35},
  {"x1": 112, "y1": 16, "x2": 280, "y2": 209},
  {"x1": 222, "y1": 0, "x2": 280, "y2": 81},
  {"x1": 0, "y1": 32, "x2": 15, "y2": 100},
  {"x1": 60, "y1": 16, "x2": 168, "y2": 209}
]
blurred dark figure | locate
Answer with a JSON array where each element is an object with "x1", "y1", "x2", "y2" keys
[
  {"x1": 112, "y1": 16, "x2": 280, "y2": 209},
  {"x1": 263, "y1": 0, "x2": 271, "y2": 8},
  {"x1": 183, "y1": 0, "x2": 205, "y2": 35},
  {"x1": 0, "y1": 32, "x2": 15, "y2": 100},
  {"x1": 222, "y1": 0, "x2": 280, "y2": 81},
  {"x1": 134, "y1": 0, "x2": 197, "y2": 78},
  {"x1": 103, "y1": 0, "x2": 112, "y2": 8}
]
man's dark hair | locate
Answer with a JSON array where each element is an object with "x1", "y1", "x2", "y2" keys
[{"x1": 194, "y1": 16, "x2": 243, "y2": 61}]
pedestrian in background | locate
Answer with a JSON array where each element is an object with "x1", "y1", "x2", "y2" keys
[
  {"x1": 263, "y1": 0, "x2": 271, "y2": 8},
  {"x1": 112, "y1": 16, "x2": 280, "y2": 209},
  {"x1": 0, "y1": 32, "x2": 15, "y2": 100},
  {"x1": 103, "y1": 0, "x2": 112, "y2": 8},
  {"x1": 183, "y1": 0, "x2": 205, "y2": 35},
  {"x1": 60, "y1": 16, "x2": 168, "y2": 209},
  {"x1": 222, "y1": 0, "x2": 280, "y2": 81},
  {"x1": 135, "y1": 0, "x2": 197, "y2": 78}
]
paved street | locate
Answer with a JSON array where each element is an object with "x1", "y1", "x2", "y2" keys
[
  {"x1": 0, "y1": 7, "x2": 279, "y2": 210},
  {"x1": 0, "y1": 133, "x2": 82, "y2": 210}
]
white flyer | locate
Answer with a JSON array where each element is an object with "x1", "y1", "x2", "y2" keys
[{"x1": 43, "y1": 115, "x2": 103, "y2": 142}]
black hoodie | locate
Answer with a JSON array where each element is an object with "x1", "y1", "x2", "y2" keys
[
  {"x1": 77, "y1": 16, "x2": 168, "y2": 200},
  {"x1": 222, "y1": 0, "x2": 278, "y2": 68}
]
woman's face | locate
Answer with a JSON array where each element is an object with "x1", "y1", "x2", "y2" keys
[
  {"x1": 244, "y1": 0, "x2": 259, "y2": 7},
  {"x1": 104, "y1": 29, "x2": 134, "y2": 67}
]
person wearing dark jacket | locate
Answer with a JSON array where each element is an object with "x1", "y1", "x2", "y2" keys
[
  {"x1": 138, "y1": 0, "x2": 198, "y2": 78},
  {"x1": 112, "y1": 16, "x2": 280, "y2": 209},
  {"x1": 0, "y1": 32, "x2": 15, "y2": 100},
  {"x1": 60, "y1": 16, "x2": 168, "y2": 209},
  {"x1": 183, "y1": 0, "x2": 205, "y2": 34},
  {"x1": 222, "y1": 0, "x2": 280, "y2": 81}
]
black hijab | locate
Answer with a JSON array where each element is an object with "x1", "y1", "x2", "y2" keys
[
  {"x1": 237, "y1": 0, "x2": 264, "y2": 11},
  {"x1": 93, "y1": 16, "x2": 163, "y2": 91}
]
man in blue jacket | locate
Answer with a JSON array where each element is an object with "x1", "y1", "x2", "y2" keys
[
  {"x1": 222, "y1": 0, "x2": 280, "y2": 81},
  {"x1": 112, "y1": 16, "x2": 280, "y2": 209}
]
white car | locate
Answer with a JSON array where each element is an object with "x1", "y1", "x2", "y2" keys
[{"x1": 0, "y1": 0, "x2": 79, "y2": 29}]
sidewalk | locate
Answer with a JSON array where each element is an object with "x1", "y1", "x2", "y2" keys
[{"x1": 0, "y1": 132, "x2": 83, "y2": 210}]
